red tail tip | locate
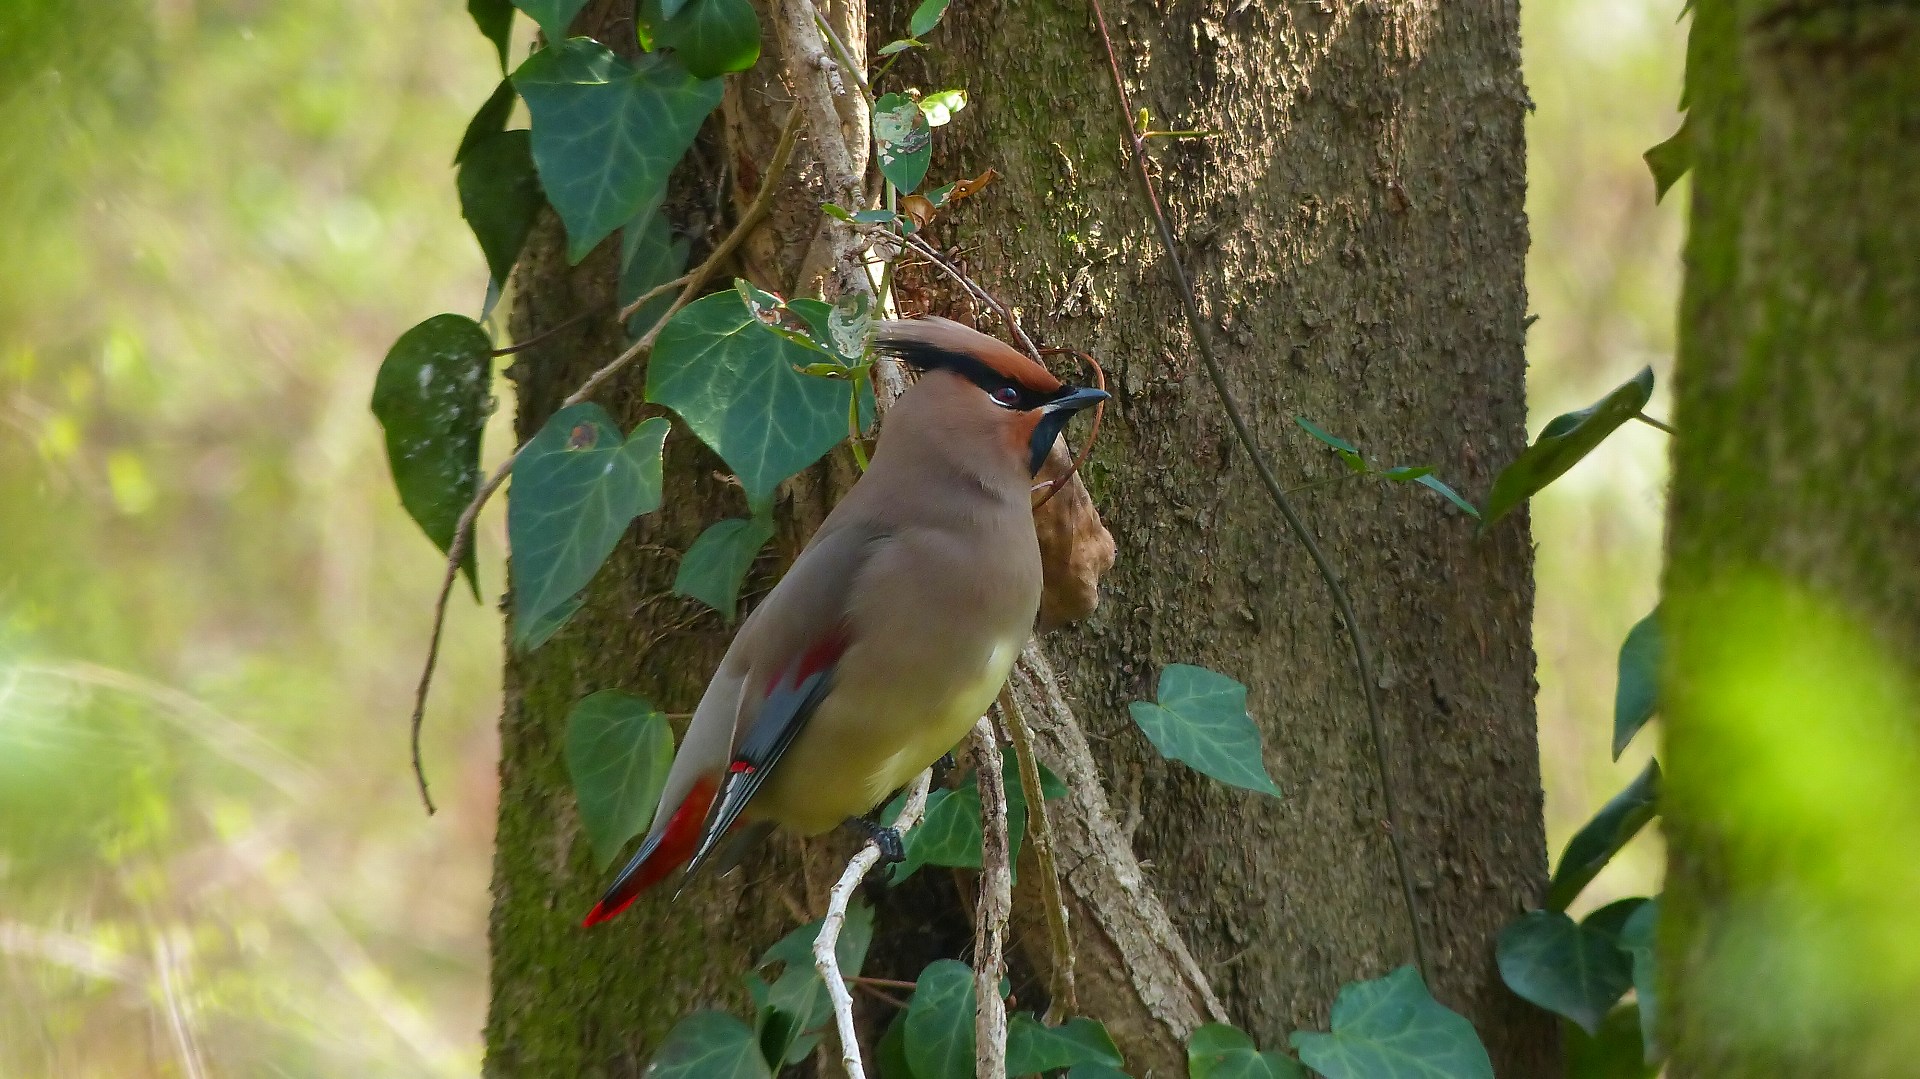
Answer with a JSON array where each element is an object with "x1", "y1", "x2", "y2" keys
[{"x1": 581, "y1": 896, "x2": 633, "y2": 928}]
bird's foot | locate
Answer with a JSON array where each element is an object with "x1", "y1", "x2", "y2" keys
[
  {"x1": 933, "y1": 752, "x2": 958, "y2": 780},
  {"x1": 845, "y1": 816, "x2": 906, "y2": 864}
]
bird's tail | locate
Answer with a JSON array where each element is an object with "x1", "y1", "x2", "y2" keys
[{"x1": 581, "y1": 775, "x2": 718, "y2": 927}]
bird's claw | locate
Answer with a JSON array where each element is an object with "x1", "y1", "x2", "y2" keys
[
  {"x1": 846, "y1": 816, "x2": 907, "y2": 864},
  {"x1": 933, "y1": 752, "x2": 958, "y2": 779}
]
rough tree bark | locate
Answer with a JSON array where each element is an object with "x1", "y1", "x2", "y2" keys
[
  {"x1": 1660, "y1": 0, "x2": 1920, "y2": 1074},
  {"x1": 484, "y1": 0, "x2": 1555, "y2": 1074}
]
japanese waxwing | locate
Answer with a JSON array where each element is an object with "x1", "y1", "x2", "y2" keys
[{"x1": 584, "y1": 316, "x2": 1108, "y2": 925}]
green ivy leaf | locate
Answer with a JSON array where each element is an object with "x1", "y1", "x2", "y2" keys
[
  {"x1": 887, "y1": 749, "x2": 1065, "y2": 883},
  {"x1": 455, "y1": 78, "x2": 518, "y2": 164},
  {"x1": 754, "y1": 901, "x2": 875, "y2": 1066},
  {"x1": 514, "y1": 589, "x2": 584, "y2": 651},
  {"x1": 649, "y1": 0, "x2": 761, "y2": 79},
  {"x1": 1642, "y1": 116, "x2": 1691, "y2": 204},
  {"x1": 620, "y1": 210, "x2": 689, "y2": 339},
  {"x1": 1580, "y1": 897, "x2": 1649, "y2": 949},
  {"x1": 512, "y1": 0, "x2": 590, "y2": 41},
  {"x1": 458, "y1": 129, "x2": 544, "y2": 292},
  {"x1": 1414, "y1": 474, "x2": 1482, "y2": 519},
  {"x1": 1612, "y1": 609, "x2": 1661, "y2": 759},
  {"x1": 919, "y1": 88, "x2": 967, "y2": 127},
  {"x1": 514, "y1": 40, "x2": 722, "y2": 263},
  {"x1": 1497, "y1": 910, "x2": 1633, "y2": 1036},
  {"x1": 1481, "y1": 367, "x2": 1654, "y2": 529},
  {"x1": 1618, "y1": 899, "x2": 1661, "y2": 1063},
  {"x1": 1544, "y1": 760, "x2": 1661, "y2": 911},
  {"x1": 1189, "y1": 1023, "x2": 1306, "y2": 1079},
  {"x1": 873, "y1": 91, "x2": 932, "y2": 194},
  {"x1": 469, "y1": 0, "x2": 515, "y2": 70},
  {"x1": 1128, "y1": 665, "x2": 1281, "y2": 797},
  {"x1": 371, "y1": 315, "x2": 492, "y2": 600},
  {"x1": 1293, "y1": 416, "x2": 1366, "y2": 472},
  {"x1": 508, "y1": 405, "x2": 669, "y2": 629},
  {"x1": 1290, "y1": 967, "x2": 1492, "y2": 1079},
  {"x1": 877, "y1": 37, "x2": 925, "y2": 56},
  {"x1": 647, "y1": 291, "x2": 856, "y2": 504},
  {"x1": 908, "y1": 0, "x2": 952, "y2": 36},
  {"x1": 905, "y1": 959, "x2": 976, "y2": 1079},
  {"x1": 675, "y1": 516, "x2": 775, "y2": 621},
  {"x1": 1006, "y1": 1015, "x2": 1124, "y2": 1076},
  {"x1": 565, "y1": 690, "x2": 673, "y2": 869},
  {"x1": 649, "y1": 1010, "x2": 774, "y2": 1079},
  {"x1": 1564, "y1": 1006, "x2": 1657, "y2": 1079},
  {"x1": 1380, "y1": 465, "x2": 1433, "y2": 482}
]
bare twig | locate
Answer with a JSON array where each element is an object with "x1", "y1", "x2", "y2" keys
[
  {"x1": 616, "y1": 272, "x2": 693, "y2": 324},
  {"x1": 971, "y1": 718, "x2": 1012, "y2": 1079},
  {"x1": 999, "y1": 685, "x2": 1077, "y2": 1020},
  {"x1": 817, "y1": 769, "x2": 934, "y2": 1079},
  {"x1": 407, "y1": 108, "x2": 806, "y2": 813},
  {"x1": 1634, "y1": 410, "x2": 1675, "y2": 435},
  {"x1": 1088, "y1": 0, "x2": 1429, "y2": 976},
  {"x1": 900, "y1": 233, "x2": 1041, "y2": 361},
  {"x1": 808, "y1": 0, "x2": 872, "y2": 98}
]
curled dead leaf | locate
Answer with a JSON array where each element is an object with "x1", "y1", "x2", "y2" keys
[{"x1": 1033, "y1": 435, "x2": 1115, "y2": 632}]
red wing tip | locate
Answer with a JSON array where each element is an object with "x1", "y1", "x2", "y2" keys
[{"x1": 581, "y1": 897, "x2": 631, "y2": 928}]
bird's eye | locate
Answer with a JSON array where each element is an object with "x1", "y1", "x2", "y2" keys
[{"x1": 990, "y1": 385, "x2": 1022, "y2": 407}]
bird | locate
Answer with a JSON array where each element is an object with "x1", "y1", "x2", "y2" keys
[{"x1": 582, "y1": 316, "x2": 1109, "y2": 926}]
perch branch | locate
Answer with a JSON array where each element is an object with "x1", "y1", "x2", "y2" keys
[
  {"x1": 999, "y1": 684, "x2": 1077, "y2": 1020},
  {"x1": 971, "y1": 718, "x2": 1012, "y2": 1079},
  {"x1": 1088, "y1": 0, "x2": 1430, "y2": 976},
  {"x1": 405, "y1": 107, "x2": 805, "y2": 813},
  {"x1": 816, "y1": 769, "x2": 934, "y2": 1079}
]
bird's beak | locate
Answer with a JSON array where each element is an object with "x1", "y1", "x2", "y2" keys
[{"x1": 1044, "y1": 386, "x2": 1110, "y2": 415}]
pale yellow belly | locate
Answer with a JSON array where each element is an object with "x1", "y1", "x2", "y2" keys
[{"x1": 746, "y1": 636, "x2": 1023, "y2": 834}]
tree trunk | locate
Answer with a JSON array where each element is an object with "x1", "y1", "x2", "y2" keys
[
  {"x1": 484, "y1": 0, "x2": 1555, "y2": 1073},
  {"x1": 928, "y1": 0, "x2": 1555, "y2": 1072},
  {"x1": 1660, "y1": 0, "x2": 1920, "y2": 1073}
]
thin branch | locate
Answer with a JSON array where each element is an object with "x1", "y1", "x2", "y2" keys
[
  {"x1": 1633, "y1": 410, "x2": 1675, "y2": 435},
  {"x1": 406, "y1": 107, "x2": 806, "y2": 813},
  {"x1": 999, "y1": 685, "x2": 1077, "y2": 1021},
  {"x1": 1088, "y1": 0, "x2": 1430, "y2": 977},
  {"x1": 817, "y1": 770, "x2": 934, "y2": 1079},
  {"x1": 808, "y1": 0, "x2": 872, "y2": 98},
  {"x1": 971, "y1": 718, "x2": 1012, "y2": 1079},
  {"x1": 490, "y1": 307, "x2": 596, "y2": 357},
  {"x1": 900, "y1": 233, "x2": 1041, "y2": 361},
  {"x1": 616, "y1": 272, "x2": 693, "y2": 325}
]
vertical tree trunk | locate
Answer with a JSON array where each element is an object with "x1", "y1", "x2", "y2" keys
[
  {"x1": 930, "y1": 0, "x2": 1555, "y2": 1072},
  {"x1": 484, "y1": 0, "x2": 1554, "y2": 1073},
  {"x1": 1661, "y1": 0, "x2": 1920, "y2": 1073}
]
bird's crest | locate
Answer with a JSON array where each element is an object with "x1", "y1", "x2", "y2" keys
[{"x1": 874, "y1": 317, "x2": 1062, "y2": 395}]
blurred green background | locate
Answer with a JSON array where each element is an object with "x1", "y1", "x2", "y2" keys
[{"x1": 0, "y1": 0, "x2": 1680, "y2": 1073}]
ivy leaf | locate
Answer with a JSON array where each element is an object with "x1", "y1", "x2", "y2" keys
[
  {"x1": 455, "y1": 78, "x2": 519, "y2": 164},
  {"x1": 1580, "y1": 897, "x2": 1649, "y2": 949},
  {"x1": 647, "y1": 291, "x2": 856, "y2": 504},
  {"x1": 649, "y1": 1011, "x2": 774, "y2": 1079},
  {"x1": 905, "y1": 959, "x2": 976, "y2": 1079},
  {"x1": 513, "y1": 589, "x2": 584, "y2": 651},
  {"x1": 675, "y1": 516, "x2": 774, "y2": 621},
  {"x1": 908, "y1": 0, "x2": 952, "y2": 36},
  {"x1": 887, "y1": 750, "x2": 1064, "y2": 883},
  {"x1": 1128, "y1": 665, "x2": 1281, "y2": 797},
  {"x1": 919, "y1": 88, "x2": 967, "y2": 127},
  {"x1": 873, "y1": 91, "x2": 933, "y2": 194},
  {"x1": 1544, "y1": 760, "x2": 1661, "y2": 911},
  {"x1": 371, "y1": 315, "x2": 492, "y2": 600},
  {"x1": 649, "y1": 0, "x2": 761, "y2": 79},
  {"x1": 511, "y1": 0, "x2": 590, "y2": 42},
  {"x1": 877, "y1": 37, "x2": 925, "y2": 55},
  {"x1": 1380, "y1": 465, "x2": 1433, "y2": 482},
  {"x1": 469, "y1": 0, "x2": 515, "y2": 70},
  {"x1": 1642, "y1": 116, "x2": 1691, "y2": 203},
  {"x1": 565, "y1": 690, "x2": 674, "y2": 869},
  {"x1": 458, "y1": 129, "x2": 544, "y2": 292},
  {"x1": 1481, "y1": 367, "x2": 1654, "y2": 529},
  {"x1": 620, "y1": 210, "x2": 689, "y2": 339},
  {"x1": 1293, "y1": 416, "x2": 1366, "y2": 472},
  {"x1": 1564, "y1": 1006, "x2": 1657, "y2": 1079},
  {"x1": 1618, "y1": 899, "x2": 1661, "y2": 1063},
  {"x1": 514, "y1": 40, "x2": 722, "y2": 263},
  {"x1": 755, "y1": 901, "x2": 875, "y2": 1066},
  {"x1": 1414, "y1": 474, "x2": 1482, "y2": 519},
  {"x1": 1497, "y1": 910, "x2": 1634, "y2": 1035},
  {"x1": 1189, "y1": 1023, "x2": 1306, "y2": 1079},
  {"x1": 508, "y1": 406, "x2": 669, "y2": 629},
  {"x1": 1290, "y1": 966, "x2": 1493, "y2": 1079},
  {"x1": 1006, "y1": 1015, "x2": 1124, "y2": 1076},
  {"x1": 1612, "y1": 609, "x2": 1661, "y2": 759}
]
